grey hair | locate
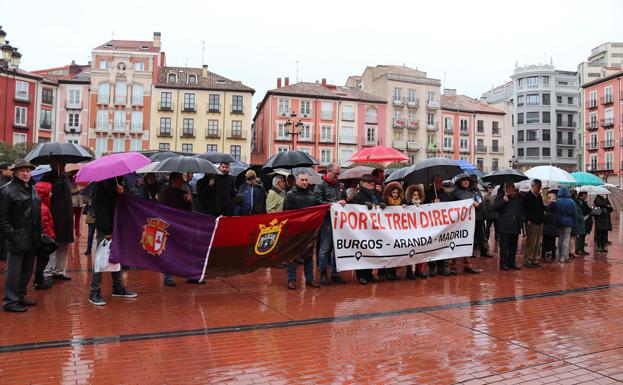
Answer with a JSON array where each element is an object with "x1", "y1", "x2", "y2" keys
[
  {"x1": 272, "y1": 175, "x2": 285, "y2": 187},
  {"x1": 326, "y1": 163, "x2": 338, "y2": 172}
]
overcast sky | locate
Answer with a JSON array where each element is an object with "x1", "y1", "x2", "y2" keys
[{"x1": 4, "y1": 0, "x2": 622, "y2": 106}]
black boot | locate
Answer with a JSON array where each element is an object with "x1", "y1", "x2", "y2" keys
[{"x1": 405, "y1": 266, "x2": 416, "y2": 280}]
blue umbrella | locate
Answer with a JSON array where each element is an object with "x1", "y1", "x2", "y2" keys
[{"x1": 32, "y1": 165, "x2": 51, "y2": 182}]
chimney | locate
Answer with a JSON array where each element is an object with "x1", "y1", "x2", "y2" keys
[
  {"x1": 69, "y1": 60, "x2": 81, "y2": 75},
  {"x1": 321, "y1": 78, "x2": 327, "y2": 88},
  {"x1": 202, "y1": 64, "x2": 208, "y2": 78},
  {"x1": 153, "y1": 32, "x2": 161, "y2": 48},
  {"x1": 277, "y1": 77, "x2": 282, "y2": 88},
  {"x1": 159, "y1": 52, "x2": 166, "y2": 67},
  {"x1": 284, "y1": 77, "x2": 289, "y2": 86},
  {"x1": 443, "y1": 88, "x2": 456, "y2": 96}
]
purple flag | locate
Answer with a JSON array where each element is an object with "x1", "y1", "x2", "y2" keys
[{"x1": 110, "y1": 194, "x2": 216, "y2": 278}]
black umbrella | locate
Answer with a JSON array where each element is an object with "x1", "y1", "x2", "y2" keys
[
  {"x1": 148, "y1": 151, "x2": 180, "y2": 162},
  {"x1": 385, "y1": 167, "x2": 410, "y2": 183},
  {"x1": 153, "y1": 156, "x2": 220, "y2": 174},
  {"x1": 262, "y1": 150, "x2": 318, "y2": 170},
  {"x1": 195, "y1": 152, "x2": 236, "y2": 164},
  {"x1": 401, "y1": 157, "x2": 462, "y2": 186},
  {"x1": 481, "y1": 168, "x2": 528, "y2": 186},
  {"x1": 25, "y1": 142, "x2": 93, "y2": 165}
]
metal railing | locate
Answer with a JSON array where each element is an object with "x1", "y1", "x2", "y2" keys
[
  {"x1": 65, "y1": 100, "x2": 82, "y2": 109},
  {"x1": 602, "y1": 139, "x2": 615, "y2": 148},
  {"x1": 206, "y1": 129, "x2": 220, "y2": 138},
  {"x1": 475, "y1": 145, "x2": 487, "y2": 153},
  {"x1": 158, "y1": 103, "x2": 173, "y2": 112},
  {"x1": 63, "y1": 123, "x2": 81, "y2": 133},
  {"x1": 227, "y1": 130, "x2": 247, "y2": 139}
]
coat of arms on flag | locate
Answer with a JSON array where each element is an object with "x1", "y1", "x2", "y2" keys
[
  {"x1": 140, "y1": 218, "x2": 170, "y2": 256},
  {"x1": 254, "y1": 219, "x2": 288, "y2": 255}
]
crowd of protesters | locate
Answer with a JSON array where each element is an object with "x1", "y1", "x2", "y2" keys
[{"x1": 0, "y1": 158, "x2": 617, "y2": 312}]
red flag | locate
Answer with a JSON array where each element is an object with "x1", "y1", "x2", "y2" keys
[{"x1": 204, "y1": 205, "x2": 329, "y2": 279}]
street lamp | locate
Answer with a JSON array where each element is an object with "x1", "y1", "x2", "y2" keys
[
  {"x1": 508, "y1": 156, "x2": 518, "y2": 169},
  {"x1": 284, "y1": 111, "x2": 303, "y2": 151}
]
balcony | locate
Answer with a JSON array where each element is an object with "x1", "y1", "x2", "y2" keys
[
  {"x1": 444, "y1": 126, "x2": 453, "y2": 134},
  {"x1": 586, "y1": 163, "x2": 614, "y2": 172},
  {"x1": 586, "y1": 142, "x2": 599, "y2": 151},
  {"x1": 392, "y1": 98, "x2": 404, "y2": 106},
  {"x1": 426, "y1": 142, "x2": 439, "y2": 152},
  {"x1": 460, "y1": 129, "x2": 469, "y2": 136},
  {"x1": 426, "y1": 122, "x2": 438, "y2": 131},
  {"x1": 393, "y1": 140, "x2": 407, "y2": 150},
  {"x1": 490, "y1": 146, "x2": 504, "y2": 154},
  {"x1": 157, "y1": 130, "x2": 172, "y2": 137},
  {"x1": 341, "y1": 112, "x2": 354, "y2": 121},
  {"x1": 363, "y1": 138, "x2": 378, "y2": 146},
  {"x1": 392, "y1": 118, "x2": 405, "y2": 128},
  {"x1": 275, "y1": 131, "x2": 291, "y2": 141},
  {"x1": 182, "y1": 104, "x2": 196, "y2": 113},
  {"x1": 407, "y1": 141, "x2": 421, "y2": 151},
  {"x1": 64, "y1": 123, "x2": 81, "y2": 134},
  {"x1": 231, "y1": 108, "x2": 244, "y2": 115},
  {"x1": 556, "y1": 121, "x2": 577, "y2": 129},
  {"x1": 181, "y1": 131, "x2": 195, "y2": 138},
  {"x1": 208, "y1": 105, "x2": 221, "y2": 113},
  {"x1": 158, "y1": 103, "x2": 173, "y2": 112},
  {"x1": 406, "y1": 120, "x2": 419, "y2": 130},
  {"x1": 586, "y1": 101, "x2": 598, "y2": 109},
  {"x1": 407, "y1": 99, "x2": 419, "y2": 108},
  {"x1": 298, "y1": 135, "x2": 313, "y2": 142},
  {"x1": 40, "y1": 122, "x2": 52, "y2": 130},
  {"x1": 14, "y1": 91, "x2": 30, "y2": 102},
  {"x1": 557, "y1": 139, "x2": 576, "y2": 146},
  {"x1": 586, "y1": 121, "x2": 599, "y2": 130},
  {"x1": 319, "y1": 134, "x2": 335, "y2": 143},
  {"x1": 459, "y1": 147, "x2": 470, "y2": 154},
  {"x1": 601, "y1": 118, "x2": 615, "y2": 128},
  {"x1": 206, "y1": 129, "x2": 220, "y2": 138},
  {"x1": 601, "y1": 95, "x2": 614, "y2": 105},
  {"x1": 427, "y1": 100, "x2": 439, "y2": 109},
  {"x1": 475, "y1": 145, "x2": 487, "y2": 153},
  {"x1": 492, "y1": 128, "x2": 500, "y2": 136},
  {"x1": 65, "y1": 100, "x2": 82, "y2": 109},
  {"x1": 602, "y1": 139, "x2": 615, "y2": 149},
  {"x1": 339, "y1": 135, "x2": 357, "y2": 144},
  {"x1": 442, "y1": 144, "x2": 453, "y2": 152},
  {"x1": 227, "y1": 130, "x2": 247, "y2": 139}
]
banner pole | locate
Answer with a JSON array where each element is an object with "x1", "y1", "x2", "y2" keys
[{"x1": 200, "y1": 215, "x2": 221, "y2": 282}]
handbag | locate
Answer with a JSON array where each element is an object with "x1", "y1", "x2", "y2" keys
[
  {"x1": 591, "y1": 207, "x2": 603, "y2": 216},
  {"x1": 40, "y1": 233, "x2": 59, "y2": 255}
]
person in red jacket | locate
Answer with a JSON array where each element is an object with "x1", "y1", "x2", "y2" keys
[{"x1": 34, "y1": 182, "x2": 55, "y2": 290}]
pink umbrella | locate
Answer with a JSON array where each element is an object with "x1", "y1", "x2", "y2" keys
[
  {"x1": 349, "y1": 146, "x2": 409, "y2": 163},
  {"x1": 75, "y1": 152, "x2": 151, "y2": 183}
]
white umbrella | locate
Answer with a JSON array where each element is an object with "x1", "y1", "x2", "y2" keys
[
  {"x1": 524, "y1": 166, "x2": 576, "y2": 185},
  {"x1": 604, "y1": 185, "x2": 623, "y2": 211},
  {"x1": 577, "y1": 185, "x2": 610, "y2": 195},
  {"x1": 135, "y1": 161, "x2": 160, "y2": 174}
]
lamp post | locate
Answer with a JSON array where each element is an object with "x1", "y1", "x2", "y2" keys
[
  {"x1": 284, "y1": 111, "x2": 303, "y2": 151},
  {"x1": 508, "y1": 155, "x2": 518, "y2": 169}
]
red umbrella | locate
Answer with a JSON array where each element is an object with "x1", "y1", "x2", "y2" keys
[{"x1": 349, "y1": 146, "x2": 409, "y2": 163}]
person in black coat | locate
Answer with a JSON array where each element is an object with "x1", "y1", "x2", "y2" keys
[
  {"x1": 447, "y1": 174, "x2": 482, "y2": 275},
  {"x1": 350, "y1": 174, "x2": 382, "y2": 284},
  {"x1": 0, "y1": 160, "x2": 41, "y2": 312},
  {"x1": 593, "y1": 194, "x2": 612, "y2": 252},
  {"x1": 40, "y1": 158, "x2": 74, "y2": 281},
  {"x1": 493, "y1": 183, "x2": 523, "y2": 270},
  {"x1": 210, "y1": 163, "x2": 236, "y2": 216},
  {"x1": 578, "y1": 192, "x2": 592, "y2": 251},
  {"x1": 542, "y1": 192, "x2": 560, "y2": 261},
  {"x1": 196, "y1": 174, "x2": 217, "y2": 215},
  {"x1": 424, "y1": 175, "x2": 450, "y2": 276},
  {"x1": 0, "y1": 162, "x2": 12, "y2": 262},
  {"x1": 521, "y1": 179, "x2": 545, "y2": 267},
  {"x1": 283, "y1": 172, "x2": 322, "y2": 290}
]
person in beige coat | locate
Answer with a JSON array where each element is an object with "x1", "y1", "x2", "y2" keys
[{"x1": 266, "y1": 175, "x2": 286, "y2": 213}]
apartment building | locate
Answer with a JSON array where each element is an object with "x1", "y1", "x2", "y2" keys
[
  {"x1": 252, "y1": 78, "x2": 387, "y2": 166},
  {"x1": 150, "y1": 65, "x2": 254, "y2": 160},
  {"x1": 346, "y1": 65, "x2": 441, "y2": 163}
]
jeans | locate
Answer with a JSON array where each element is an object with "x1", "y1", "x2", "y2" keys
[
  {"x1": 85, "y1": 223, "x2": 96, "y2": 253},
  {"x1": 318, "y1": 217, "x2": 338, "y2": 276},
  {"x1": 287, "y1": 257, "x2": 314, "y2": 282},
  {"x1": 498, "y1": 233, "x2": 519, "y2": 268},
  {"x1": 90, "y1": 232, "x2": 123, "y2": 293},
  {"x1": 558, "y1": 227, "x2": 572, "y2": 262}
]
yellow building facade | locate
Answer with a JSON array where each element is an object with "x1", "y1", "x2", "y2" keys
[{"x1": 150, "y1": 65, "x2": 254, "y2": 161}]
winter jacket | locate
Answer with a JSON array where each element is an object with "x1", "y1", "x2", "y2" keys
[
  {"x1": 158, "y1": 186, "x2": 192, "y2": 212},
  {"x1": 351, "y1": 187, "x2": 381, "y2": 206},
  {"x1": 141, "y1": 181, "x2": 160, "y2": 202},
  {"x1": 521, "y1": 190, "x2": 545, "y2": 224},
  {"x1": 206, "y1": 174, "x2": 236, "y2": 216},
  {"x1": 35, "y1": 182, "x2": 55, "y2": 239},
  {"x1": 493, "y1": 189, "x2": 524, "y2": 234},
  {"x1": 266, "y1": 187, "x2": 286, "y2": 213},
  {"x1": 196, "y1": 175, "x2": 217, "y2": 215},
  {"x1": 283, "y1": 185, "x2": 322, "y2": 211},
  {"x1": 542, "y1": 202, "x2": 561, "y2": 237},
  {"x1": 484, "y1": 192, "x2": 498, "y2": 220},
  {"x1": 382, "y1": 182, "x2": 404, "y2": 205},
  {"x1": 423, "y1": 186, "x2": 450, "y2": 203},
  {"x1": 0, "y1": 178, "x2": 42, "y2": 252},
  {"x1": 93, "y1": 177, "x2": 124, "y2": 236},
  {"x1": 314, "y1": 177, "x2": 345, "y2": 204},
  {"x1": 593, "y1": 195, "x2": 613, "y2": 232},
  {"x1": 40, "y1": 170, "x2": 74, "y2": 243},
  {"x1": 555, "y1": 188, "x2": 578, "y2": 228},
  {"x1": 237, "y1": 182, "x2": 266, "y2": 215},
  {"x1": 578, "y1": 199, "x2": 593, "y2": 234},
  {"x1": 573, "y1": 199, "x2": 586, "y2": 236},
  {"x1": 404, "y1": 184, "x2": 425, "y2": 205}
]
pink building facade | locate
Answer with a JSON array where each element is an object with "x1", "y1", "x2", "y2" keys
[
  {"x1": 252, "y1": 78, "x2": 388, "y2": 166},
  {"x1": 583, "y1": 70, "x2": 623, "y2": 185}
]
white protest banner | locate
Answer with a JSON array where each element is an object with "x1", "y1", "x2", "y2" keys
[{"x1": 331, "y1": 199, "x2": 475, "y2": 271}]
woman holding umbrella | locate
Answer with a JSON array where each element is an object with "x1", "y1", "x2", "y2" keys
[{"x1": 593, "y1": 194, "x2": 613, "y2": 252}]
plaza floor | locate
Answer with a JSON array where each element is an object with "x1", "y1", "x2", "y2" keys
[{"x1": 2, "y1": 214, "x2": 623, "y2": 385}]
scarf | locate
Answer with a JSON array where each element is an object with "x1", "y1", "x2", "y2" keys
[
  {"x1": 387, "y1": 196, "x2": 402, "y2": 206},
  {"x1": 322, "y1": 175, "x2": 338, "y2": 185}
]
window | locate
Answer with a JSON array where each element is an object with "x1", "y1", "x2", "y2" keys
[
  {"x1": 96, "y1": 110, "x2": 108, "y2": 130},
  {"x1": 97, "y1": 83, "x2": 110, "y2": 104},
  {"x1": 160, "y1": 92, "x2": 172, "y2": 109},
  {"x1": 300, "y1": 100, "x2": 312, "y2": 117},
  {"x1": 427, "y1": 91, "x2": 435, "y2": 102},
  {"x1": 366, "y1": 127, "x2": 377, "y2": 144},
  {"x1": 320, "y1": 149, "x2": 332, "y2": 164},
  {"x1": 167, "y1": 73, "x2": 177, "y2": 82},
  {"x1": 492, "y1": 159, "x2": 498, "y2": 170},
  {"x1": 517, "y1": 113, "x2": 524, "y2": 124},
  {"x1": 134, "y1": 62, "x2": 144, "y2": 71},
  {"x1": 69, "y1": 89, "x2": 81, "y2": 105},
  {"x1": 567, "y1": 149, "x2": 573, "y2": 158},
  {"x1": 40, "y1": 110, "x2": 52, "y2": 128},
  {"x1": 542, "y1": 76, "x2": 549, "y2": 85},
  {"x1": 605, "y1": 153, "x2": 614, "y2": 169},
  {"x1": 182, "y1": 144, "x2": 193, "y2": 153},
  {"x1": 567, "y1": 96, "x2": 573, "y2": 105},
  {"x1": 366, "y1": 108, "x2": 377, "y2": 123},
  {"x1": 393, "y1": 88, "x2": 402, "y2": 102},
  {"x1": 518, "y1": 130, "x2": 524, "y2": 142},
  {"x1": 408, "y1": 111, "x2": 416, "y2": 120},
  {"x1": 408, "y1": 90, "x2": 417, "y2": 103},
  {"x1": 15, "y1": 107, "x2": 27, "y2": 126},
  {"x1": 187, "y1": 74, "x2": 197, "y2": 84},
  {"x1": 477, "y1": 120, "x2": 484, "y2": 133},
  {"x1": 542, "y1": 111, "x2": 551, "y2": 123},
  {"x1": 517, "y1": 78, "x2": 524, "y2": 87},
  {"x1": 605, "y1": 86, "x2": 613, "y2": 102},
  {"x1": 542, "y1": 130, "x2": 550, "y2": 141},
  {"x1": 518, "y1": 148, "x2": 524, "y2": 157},
  {"x1": 476, "y1": 158, "x2": 484, "y2": 170},
  {"x1": 321, "y1": 102, "x2": 333, "y2": 120},
  {"x1": 526, "y1": 112, "x2": 539, "y2": 123},
  {"x1": 527, "y1": 148, "x2": 539, "y2": 157},
  {"x1": 526, "y1": 76, "x2": 538, "y2": 87},
  {"x1": 114, "y1": 81, "x2": 127, "y2": 104},
  {"x1": 443, "y1": 137, "x2": 453, "y2": 149},
  {"x1": 321, "y1": 125, "x2": 332, "y2": 142},
  {"x1": 41, "y1": 88, "x2": 53, "y2": 105},
  {"x1": 492, "y1": 121, "x2": 499, "y2": 135},
  {"x1": 231, "y1": 121, "x2": 242, "y2": 137},
  {"x1": 230, "y1": 145, "x2": 241, "y2": 161},
  {"x1": 159, "y1": 118, "x2": 171, "y2": 136},
  {"x1": 159, "y1": 143, "x2": 171, "y2": 151},
  {"x1": 131, "y1": 84, "x2": 144, "y2": 105},
  {"x1": 95, "y1": 137, "x2": 107, "y2": 156},
  {"x1": 277, "y1": 123, "x2": 287, "y2": 139},
  {"x1": 444, "y1": 117, "x2": 453, "y2": 130},
  {"x1": 543, "y1": 147, "x2": 550, "y2": 157},
  {"x1": 300, "y1": 124, "x2": 311, "y2": 141},
  {"x1": 208, "y1": 94, "x2": 220, "y2": 112},
  {"x1": 206, "y1": 144, "x2": 218, "y2": 152},
  {"x1": 278, "y1": 98, "x2": 290, "y2": 116},
  {"x1": 567, "y1": 114, "x2": 574, "y2": 127},
  {"x1": 207, "y1": 120, "x2": 219, "y2": 136},
  {"x1": 542, "y1": 93, "x2": 550, "y2": 105},
  {"x1": 517, "y1": 95, "x2": 524, "y2": 106},
  {"x1": 427, "y1": 113, "x2": 435, "y2": 126},
  {"x1": 99, "y1": 60, "x2": 108, "y2": 69},
  {"x1": 182, "y1": 119, "x2": 194, "y2": 136},
  {"x1": 590, "y1": 91, "x2": 597, "y2": 106},
  {"x1": 394, "y1": 111, "x2": 402, "y2": 120},
  {"x1": 557, "y1": 96, "x2": 562, "y2": 104},
  {"x1": 113, "y1": 138, "x2": 124, "y2": 153},
  {"x1": 131, "y1": 111, "x2": 143, "y2": 132},
  {"x1": 526, "y1": 94, "x2": 539, "y2": 105},
  {"x1": 13, "y1": 133, "x2": 26, "y2": 144},
  {"x1": 491, "y1": 139, "x2": 499, "y2": 152},
  {"x1": 460, "y1": 119, "x2": 468, "y2": 131},
  {"x1": 590, "y1": 154, "x2": 597, "y2": 169},
  {"x1": 232, "y1": 95, "x2": 243, "y2": 113},
  {"x1": 67, "y1": 112, "x2": 79, "y2": 128},
  {"x1": 527, "y1": 130, "x2": 539, "y2": 141},
  {"x1": 342, "y1": 105, "x2": 353, "y2": 121},
  {"x1": 277, "y1": 147, "x2": 289, "y2": 153},
  {"x1": 341, "y1": 126, "x2": 355, "y2": 143},
  {"x1": 114, "y1": 110, "x2": 125, "y2": 131},
  {"x1": 340, "y1": 149, "x2": 355, "y2": 166},
  {"x1": 590, "y1": 133, "x2": 598, "y2": 148},
  {"x1": 130, "y1": 139, "x2": 142, "y2": 151},
  {"x1": 183, "y1": 93, "x2": 196, "y2": 111},
  {"x1": 460, "y1": 138, "x2": 468, "y2": 150}
]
